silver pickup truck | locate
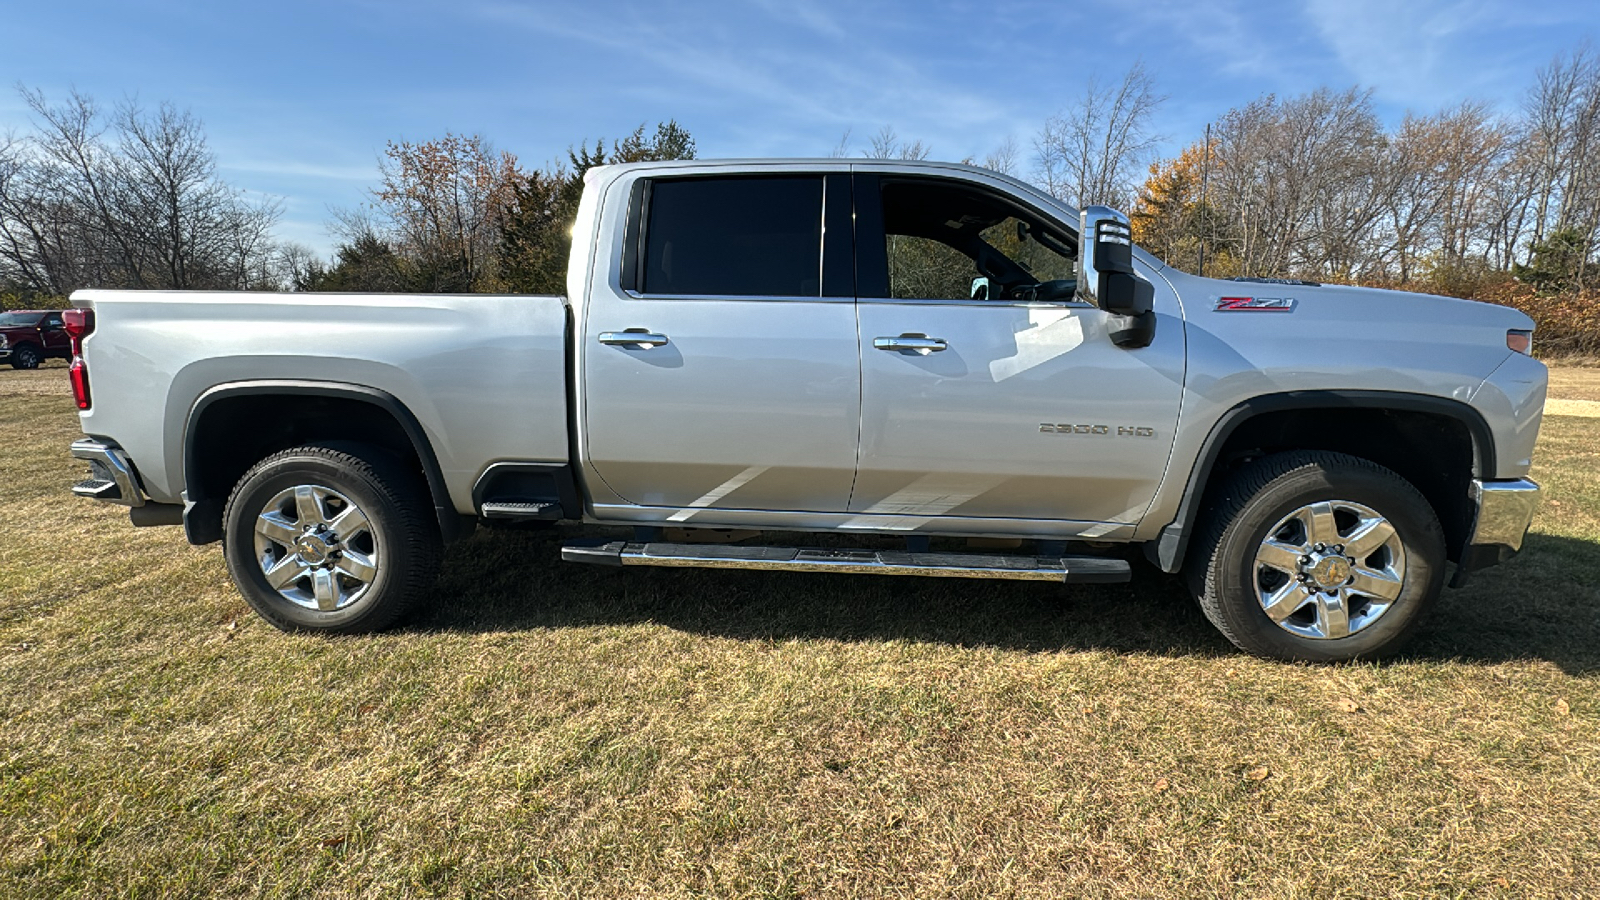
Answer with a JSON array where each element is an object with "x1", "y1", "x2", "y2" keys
[{"x1": 64, "y1": 159, "x2": 1547, "y2": 661}]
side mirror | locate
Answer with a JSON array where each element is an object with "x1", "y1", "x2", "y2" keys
[{"x1": 1077, "y1": 206, "x2": 1156, "y2": 348}]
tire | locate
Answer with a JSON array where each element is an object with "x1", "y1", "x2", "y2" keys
[
  {"x1": 222, "y1": 444, "x2": 441, "y2": 633},
  {"x1": 1187, "y1": 451, "x2": 1445, "y2": 662},
  {"x1": 9, "y1": 344, "x2": 40, "y2": 369}
]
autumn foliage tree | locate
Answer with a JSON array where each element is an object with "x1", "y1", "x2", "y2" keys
[
  {"x1": 371, "y1": 133, "x2": 520, "y2": 292},
  {"x1": 1130, "y1": 140, "x2": 1239, "y2": 277}
]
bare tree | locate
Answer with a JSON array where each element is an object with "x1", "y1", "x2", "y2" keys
[
  {"x1": 863, "y1": 125, "x2": 930, "y2": 161},
  {"x1": 373, "y1": 133, "x2": 520, "y2": 292},
  {"x1": 1203, "y1": 88, "x2": 1391, "y2": 279},
  {"x1": 0, "y1": 87, "x2": 282, "y2": 295},
  {"x1": 1033, "y1": 62, "x2": 1164, "y2": 209},
  {"x1": 982, "y1": 135, "x2": 1020, "y2": 176}
]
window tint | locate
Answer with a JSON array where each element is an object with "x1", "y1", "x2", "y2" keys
[
  {"x1": 888, "y1": 235, "x2": 977, "y2": 300},
  {"x1": 643, "y1": 177, "x2": 822, "y2": 297},
  {"x1": 877, "y1": 178, "x2": 1077, "y2": 302}
]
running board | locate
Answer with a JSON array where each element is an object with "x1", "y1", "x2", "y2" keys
[
  {"x1": 479, "y1": 500, "x2": 563, "y2": 521},
  {"x1": 560, "y1": 541, "x2": 1131, "y2": 583}
]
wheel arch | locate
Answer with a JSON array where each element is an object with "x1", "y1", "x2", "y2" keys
[
  {"x1": 182, "y1": 380, "x2": 464, "y2": 546},
  {"x1": 1148, "y1": 391, "x2": 1493, "y2": 574}
]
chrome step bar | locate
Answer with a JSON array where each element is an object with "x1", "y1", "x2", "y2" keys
[
  {"x1": 479, "y1": 500, "x2": 563, "y2": 521},
  {"x1": 561, "y1": 541, "x2": 1131, "y2": 584}
]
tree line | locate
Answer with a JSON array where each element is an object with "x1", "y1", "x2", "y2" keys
[
  {"x1": 3, "y1": 41, "x2": 1599, "y2": 353},
  {"x1": 1127, "y1": 49, "x2": 1600, "y2": 298},
  {"x1": 0, "y1": 89, "x2": 281, "y2": 302}
]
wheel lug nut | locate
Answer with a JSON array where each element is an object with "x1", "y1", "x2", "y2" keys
[{"x1": 1314, "y1": 543, "x2": 1326, "y2": 552}]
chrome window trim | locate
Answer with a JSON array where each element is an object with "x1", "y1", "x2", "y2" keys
[
  {"x1": 856, "y1": 296, "x2": 1095, "y2": 310},
  {"x1": 621, "y1": 290, "x2": 854, "y2": 304}
]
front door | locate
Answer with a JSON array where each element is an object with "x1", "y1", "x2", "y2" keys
[
  {"x1": 850, "y1": 172, "x2": 1185, "y2": 526},
  {"x1": 582, "y1": 171, "x2": 861, "y2": 513},
  {"x1": 39, "y1": 311, "x2": 70, "y2": 357}
]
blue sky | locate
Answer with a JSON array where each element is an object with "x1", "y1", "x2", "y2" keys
[{"x1": 4, "y1": 0, "x2": 1596, "y2": 255}]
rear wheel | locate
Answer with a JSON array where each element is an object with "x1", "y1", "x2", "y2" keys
[
  {"x1": 1188, "y1": 451, "x2": 1445, "y2": 662},
  {"x1": 223, "y1": 444, "x2": 441, "y2": 633},
  {"x1": 9, "y1": 344, "x2": 40, "y2": 369}
]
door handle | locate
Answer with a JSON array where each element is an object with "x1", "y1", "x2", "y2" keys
[
  {"x1": 873, "y1": 334, "x2": 947, "y2": 355},
  {"x1": 599, "y1": 329, "x2": 669, "y2": 348}
]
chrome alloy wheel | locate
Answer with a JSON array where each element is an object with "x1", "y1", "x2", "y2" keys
[
  {"x1": 252, "y1": 484, "x2": 379, "y2": 612},
  {"x1": 1253, "y1": 500, "x2": 1406, "y2": 640}
]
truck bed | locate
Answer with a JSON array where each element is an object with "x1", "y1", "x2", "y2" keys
[{"x1": 73, "y1": 290, "x2": 571, "y2": 514}]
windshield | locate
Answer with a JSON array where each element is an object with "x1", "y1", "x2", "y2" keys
[{"x1": 0, "y1": 312, "x2": 44, "y2": 328}]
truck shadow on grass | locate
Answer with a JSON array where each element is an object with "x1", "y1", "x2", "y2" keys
[{"x1": 418, "y1": 529, "x2": 1600, "y2": 674}]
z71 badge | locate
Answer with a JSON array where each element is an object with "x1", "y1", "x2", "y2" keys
[{"x1": 1216, "y1": 296, "x2": 1296, "y2": 312}]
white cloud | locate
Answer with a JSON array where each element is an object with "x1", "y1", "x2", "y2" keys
[{"x1": 1303, "y1": 0, "x2": 1531, "y2": 108}]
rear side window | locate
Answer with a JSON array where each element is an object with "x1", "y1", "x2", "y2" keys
[{"x1": 642, "y1": 177, "x2": 822, "y2": 297}]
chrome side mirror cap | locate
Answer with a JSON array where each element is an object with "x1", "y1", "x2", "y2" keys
[{"x1": 1077, "y1": 206, "x2": 1155, "y2": 348}]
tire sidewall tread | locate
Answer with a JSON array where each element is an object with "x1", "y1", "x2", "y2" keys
[
  {"x1": 222, "y1": 443, "x2": 440, "y2": 634},
  {"x1": 1189, "y1": 450, "x2": 1446, "y2": 662}
]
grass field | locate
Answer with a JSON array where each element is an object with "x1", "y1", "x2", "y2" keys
[{"x1": 2, "y1": 361, "x2": 1597, "y2": 898}]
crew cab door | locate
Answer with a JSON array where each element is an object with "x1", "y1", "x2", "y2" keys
[
  {"x1": 850, "y1": 171, "x2": 1185, "y2": 526},
  {"x1": 581, "y1": 171, "x2": 861, "y2": 513},
  {"x1": 39, "y1": 312, "x2": 70, "y2": 357}
]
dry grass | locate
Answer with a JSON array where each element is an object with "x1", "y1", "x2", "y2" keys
[
  {"x1": 2, "y1": 361, "x2": 1598, "y2": 898},
  {"x1": 1549, "y1": 367, "x2": 1600, "y2": 402}
]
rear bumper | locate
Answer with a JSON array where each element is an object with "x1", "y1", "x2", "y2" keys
[
  {"x1": 70, "y1": 438, "x2": 145, "y2": 507},
  {"x1": 1455, "y1": 478, "x2": 1541, "y2": 582}
]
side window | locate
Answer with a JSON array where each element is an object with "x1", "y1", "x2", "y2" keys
[
  {"x1": 642, "y1": 176, "x2": 822, "y2": 297},
  {"x1": 43, "y1": 314, "x2": 64, "y2": 330},
  {"x1": 887, "y1": 235, "x2": 976, "y2": 300},
  {"x1": 877, "y1": 178, "x2": 1077, "y2": 302}
]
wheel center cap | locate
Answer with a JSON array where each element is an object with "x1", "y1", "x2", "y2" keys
[
  {"x1": 295, "y1": 534, "x2": 333, "y2": 566},
  {"x1": 1310, "y1": 556, "x2": 1351, "y2": 589}
]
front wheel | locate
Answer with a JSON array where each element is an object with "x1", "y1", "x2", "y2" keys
[
  {"x1": 9, "y1": 344, "x2": 40, "y2": 369},
  {"x1": 223, "y1": 444, "x2": 441, "y2": 633},
  {"x1": 1188, "y1": 451, "x2": 1445, "y2": 662}
]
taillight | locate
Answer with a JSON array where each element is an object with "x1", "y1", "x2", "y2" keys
[
  {"x1": 1507, "y1": 330, "x2": 1533, "y2": 355},
  {"x1": 62, "y1": 307, "x2": 94, "y2": 356},
  {"x1": 70, "y1": 357, "x2": 91, "y2": 410},
  {"x1": 64, "y1": 308, "x2": 95, "y2": 410}
]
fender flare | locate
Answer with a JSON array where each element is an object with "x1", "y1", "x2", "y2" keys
[
  {"x1": 1147, "y1": 390, "x2": 1496, "y2": 573},
  {"x1": 181, "y1": 380, "x2": 463, "y2": 544}
]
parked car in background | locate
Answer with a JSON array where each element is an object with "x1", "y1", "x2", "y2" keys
[{"x1": 0, "y1": 309, "x2": 72, "y2": 369}]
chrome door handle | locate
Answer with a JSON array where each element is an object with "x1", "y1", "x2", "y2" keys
[
  {"x1": 873, "y1": 334, "x2": 947, "y2": 355},
  {"x1": 599, "y1": 329, "x2": 669, "y2": 348}
]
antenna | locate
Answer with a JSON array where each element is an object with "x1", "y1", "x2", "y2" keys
[{"x1": 1198, "y1": 122, "x2": 1211, "y2": 278}]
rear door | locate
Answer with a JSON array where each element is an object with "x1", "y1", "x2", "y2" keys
[
  {"x1": 850, "y1": 171, "x2": 1185, "y2": 525},
  {"x1": 581, "y1": 171, "x2": 861, "y2": 513}
]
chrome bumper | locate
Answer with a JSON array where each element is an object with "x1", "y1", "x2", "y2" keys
[
  {"x1": 70, "y1": 438, "x2": 145, "y2": 508},
  {"x1": 1456, "y1": 478, "x2": 1541, "y2": 581}
]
